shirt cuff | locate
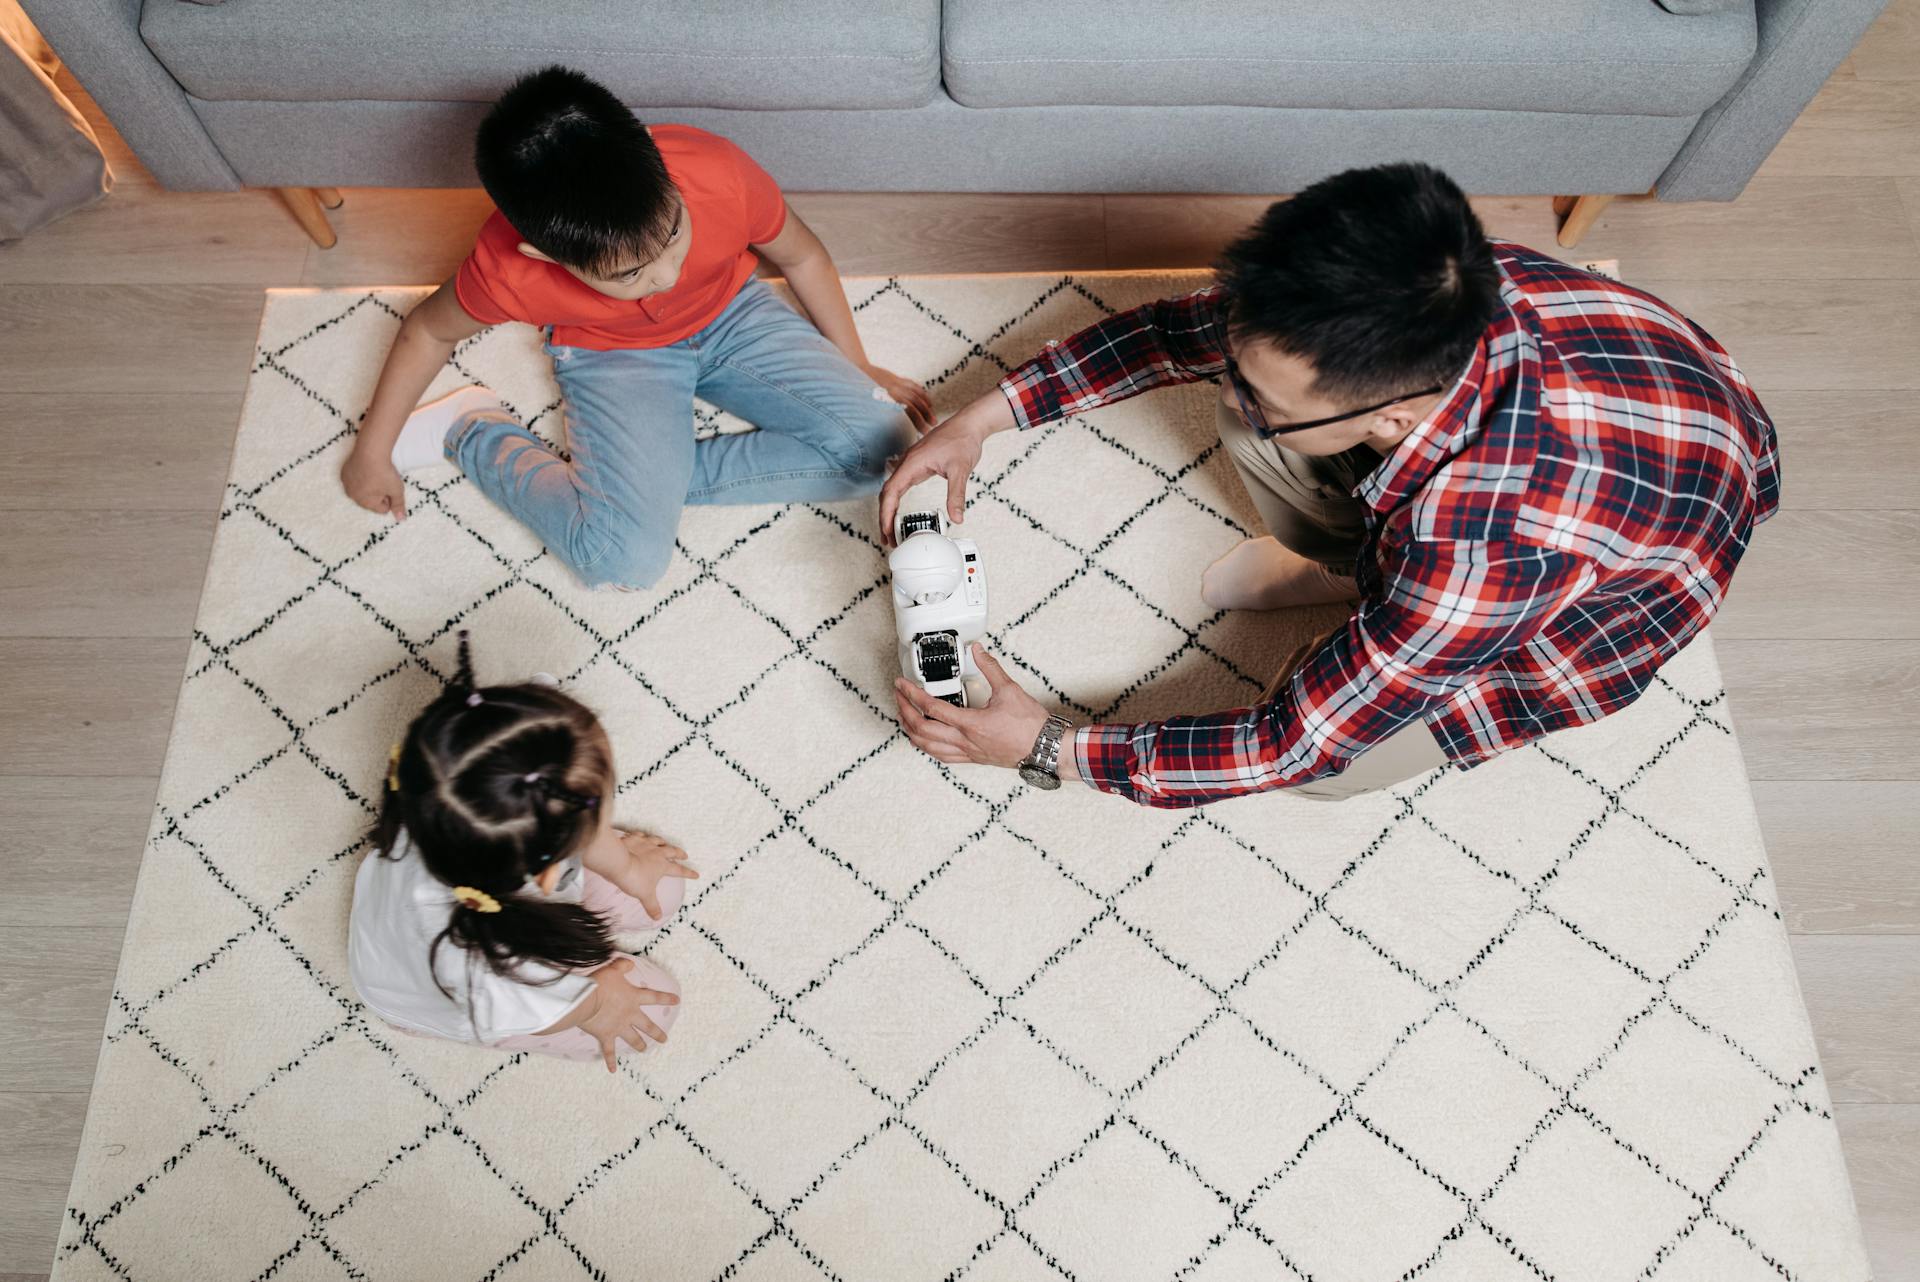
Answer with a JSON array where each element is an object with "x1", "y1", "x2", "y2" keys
[
  {"x1": 997, "y1": 341, "x2": 1066, "y2": 431},
  {"x1": 996, "y1": 380, "x2": 1034, "y2": 430},
  {"x1": 1071, "y1": 723, "x2": 1137, "y2": 797}
]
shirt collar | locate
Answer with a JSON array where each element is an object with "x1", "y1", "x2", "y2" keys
[{"x1": 1356, "y1": 261, "x2": 1538, "y2": 514}]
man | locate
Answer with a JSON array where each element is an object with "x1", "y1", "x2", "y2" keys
[{"x1": 880, "y1": 163, "x2": 1779, "y2": 806}]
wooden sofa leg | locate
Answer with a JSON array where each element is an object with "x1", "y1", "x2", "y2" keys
[
  {"x1": 275, "y1": 187, "x2": 338, "y2": 249},
  {"x1": 313, "y1": 186, "x2": 345, "y2": 210},
  {"x1": 1555, "y1": 194, "x2": 1615, "y2": 248}
]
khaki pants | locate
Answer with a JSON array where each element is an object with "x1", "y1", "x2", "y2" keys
[{"x1": 1214, "y1": 402, "x2": 1449, "y2": 800}]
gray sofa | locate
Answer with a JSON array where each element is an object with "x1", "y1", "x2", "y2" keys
[{"x1": 23, "y1": 0, "x2": 1888, "y2": 247}]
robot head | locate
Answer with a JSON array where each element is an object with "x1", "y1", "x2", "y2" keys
[{"x1": 889, "y1": 527, "x2": 964, "y2": 606}]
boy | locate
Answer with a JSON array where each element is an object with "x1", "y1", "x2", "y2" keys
[{"x1": 341, "y1": 66, "x2": 929, "y2": 589}]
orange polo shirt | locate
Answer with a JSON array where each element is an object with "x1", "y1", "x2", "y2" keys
[{"x1": 454, "y1": 125, "x2": 788, "y2": 350}]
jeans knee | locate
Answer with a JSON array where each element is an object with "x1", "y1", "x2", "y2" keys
[
  {"x1": 839, "y1": 401, "x2": 913, "y2": 479},
  {"x1": 573, "y1": 525, "x2": 675, "y2": 590}
]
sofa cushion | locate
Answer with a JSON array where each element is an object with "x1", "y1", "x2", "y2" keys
[
  {"x1": 942, "y1": 0, "x2": 1756, "y2": 117},
  {"x1": 140, "y1": 0, "x2": 940, "y2": 110}
]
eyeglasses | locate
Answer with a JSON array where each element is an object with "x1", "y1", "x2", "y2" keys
[{"x1": 1224, "y1": 355, "x2": 1443, "y2": 438}]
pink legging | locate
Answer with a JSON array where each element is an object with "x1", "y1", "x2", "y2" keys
[{"x1": 492, "y1": 868, "x2": 684, "y2": 1062}]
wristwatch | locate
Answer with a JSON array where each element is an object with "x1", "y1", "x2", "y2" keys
[{"x1": 1018, "y1": 715, "x2": 1073, "y2": 790}]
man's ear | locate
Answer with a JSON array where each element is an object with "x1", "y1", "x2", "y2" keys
[
  {"x1": 1364, "y1": 405, "x2": 1422, "y2": 447},
  {"x1": 516, "y1": 241, "x2": 556, "y2": 264},
  {"x1": 1365, "y1": 394, "x2": 1440, "y2": 447}
]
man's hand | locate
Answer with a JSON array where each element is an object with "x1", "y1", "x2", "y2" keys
[
  {"x1": 576, "y1": 957, "x2": 679, "y2": 1073},
  {"x1": 342, "y1": 443, "x2": 407, "y2": 520},
  {"x1": 863, "y1": 363, "x2": 935, "y2": 433},
  {"x1": 877, "y1": 415, "x2": 990, "y2": 543},
  {"x1": 894, "y1": 644, "x2": 1071, "y2": 775},
  {"x1": 611, "y1": 830, "x2": 699, "y2": 920}
]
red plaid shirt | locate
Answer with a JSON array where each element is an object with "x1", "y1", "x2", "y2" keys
[{"x1": 998, "y1": 243, "x2": 1780, "y2": 807}]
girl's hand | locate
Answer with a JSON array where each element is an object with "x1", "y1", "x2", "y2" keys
[
  {"x1": 578, "y1": 958, "x2": 679, "y2": 1073},
  {"x1": 863, "y1": 363, "x2": 935, "y2": 433},
  {"x1": 614, "y1": 831, "x2": 699, "y2": 919}
]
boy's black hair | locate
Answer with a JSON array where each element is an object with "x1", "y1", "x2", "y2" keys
[
  {"x1": 375, "y1": 634, "x2": 617, "y2": 1006},
  {"x1": 474, "y1": 65, "x2": 678, "y2": 276},
  {"x1": 1214, "y1": 162, "x2": 1500, "y2": 405}
]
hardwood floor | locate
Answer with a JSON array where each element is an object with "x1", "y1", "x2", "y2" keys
[{"x1": 2, "y1": 5, "x2": 1917, "y2": 1274}]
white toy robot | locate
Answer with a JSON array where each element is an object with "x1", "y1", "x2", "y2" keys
[{"x1": 889, "y1": 511, "x2": 988, "y2": 707}]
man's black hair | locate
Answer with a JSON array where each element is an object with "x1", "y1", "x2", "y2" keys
[
  {"x1": 474, "y1": 66, "x2": 678, "y2": 276},
  {"x1": 1215, "y1": 163, "x2": 1499, "y2": 405}
]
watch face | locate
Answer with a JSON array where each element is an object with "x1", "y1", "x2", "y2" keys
[{"x1": 1019, "y1": 763, "x2": 1062, "y2": 790}]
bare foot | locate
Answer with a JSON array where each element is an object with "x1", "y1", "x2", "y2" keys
[{"x1": 1200, "y1": 537, "x2": 1361, "y2": 610}]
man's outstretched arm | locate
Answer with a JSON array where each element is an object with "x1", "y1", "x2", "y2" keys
[
  {"x1": 877, "y1": 288, "x2": 1229, "y2": 537},
  {"x1": 1074, "y1": 540, "x2": 1593, "y2": 807},
  {"x1": 998, "y1": 287, "x2": 1230, "y2": 430}
]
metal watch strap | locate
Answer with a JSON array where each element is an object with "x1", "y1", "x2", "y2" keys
[{"x1": 1025, "y1": 714, "x2": 1071, "y2": 778}]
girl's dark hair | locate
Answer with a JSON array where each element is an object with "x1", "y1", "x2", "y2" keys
[
  {"x1": 1214, "y1": 162, "x2": 1500, "y2": 405},
  {"x1": 374, "y1": 633, "x2": 616, "y2": 1000},
  {"x1": 474, "y1": 65, "x2": 679, "y2": 277}
]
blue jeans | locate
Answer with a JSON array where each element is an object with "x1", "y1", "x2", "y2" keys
[{"x1": 446, "y1": 278, "x2": 913, "y2": 588}]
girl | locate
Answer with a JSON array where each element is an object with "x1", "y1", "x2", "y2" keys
[{"x1": 349, "y1": 635, "x2": 697, "y2": 1071}]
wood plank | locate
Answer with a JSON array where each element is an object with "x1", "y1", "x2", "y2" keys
[
  {"x1": 786, "y1": 192, "x2": 1108, "y2": 275},
  {"x1": 1762, "y1": 783, "x2": 1920, "y2": 934},
  {"x1": 1850, "y1": 0, "x2": 1920, "y2": 83},
  {"x1": 1791, "y1": 935, "x2": 1920, "y2": 1103},
  {"x1": 1834, "y1": 1103, "x2": 1920, "y2": 1282},
  {"x1": 1762, "y1": 389, "x2": 1920, "y2": 511},
  {"x1": 1715, "y1": 639, "x2": 1920, "y2": 779},
  {"x1": 1760, "y1": 79, "x2": 1920, "y2": 178},
  {"x1": 0, "y1": 511, "x2": 215, "y2": 638},
  {"x1": 1105, "y1": 194, "x2": 1562, "y2": 270},
  {"x1": 0, "y1": 777, "x2": 155, "y2": 933},
  {"x1": 0, "y1": 395, "x2": 236, "y2": 512},
  {"x1": 0, "y1": 185, "x2": 306, "y2": 287},
  {"x1": 0, "y1": 287, "x2": 263, "y2": 396},
  {"x1": 0, "y1": 639, "x2": 189, "y2": 777},
  {"x1": 1714, "y1": 510, "x2": 1920, "y2": 640},
  {"x1": 297, "y1": 186, "x2": 495, "y2": 288},
  {"x1": 0, "y1": 928, "x2": 121, "y2": 1093},
  {"x1": 1575, "y1": 176, "x2": 1920, "y2": 280},
  {"x1": 1634, "y1": 276, "x2": 1920, "y2": 391},
  {"x1": 1105, "y1": 194, "x2": 1275, "y2": 269},
  {"x1": 0, "y1": 1093, "x2": 86, "y2": 1274}
]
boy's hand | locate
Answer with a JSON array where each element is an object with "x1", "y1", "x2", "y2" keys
[
  {"x1": 342, "y1": 444, "x2": 408, "y2": 521},
  {"x1": 862, "y1": 363, "x2": 934, "y2": 432},
  {"x1": 578, "y1": 958, "x2": 678, "y2": 1072},
  {"x1": 613, "y1": 831, "x2": 699, "y2": 919}
]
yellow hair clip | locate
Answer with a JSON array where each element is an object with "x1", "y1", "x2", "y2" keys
[
  {"x1": 452, "y1": 886, "x2": 502, "y2": 914},
  {"x1": 386, "y1": 742, "x2": 403, "y2": 792}
]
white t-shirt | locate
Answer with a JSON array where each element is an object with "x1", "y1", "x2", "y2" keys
[{"x1": 348, "y1": 833, "x2": 594, "y2": 1045}]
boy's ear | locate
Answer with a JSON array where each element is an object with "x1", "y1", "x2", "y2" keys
[{"x1": 516, "y1": 241, "x2": 557, "y2": 264}]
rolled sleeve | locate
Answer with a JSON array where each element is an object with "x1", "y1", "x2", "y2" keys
[
  {"x1": 1074, "y1": 541, "x2": 1592, "y2": 808},
  {"x1": 993, "y1": 289, "x2": 1229, "y2": 433}
]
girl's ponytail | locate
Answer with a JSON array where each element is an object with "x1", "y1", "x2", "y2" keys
[{"x1": 379, "y1": 633, "x2": 619, "y2": 996}]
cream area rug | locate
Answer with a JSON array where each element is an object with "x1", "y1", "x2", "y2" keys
[{"x1": 56, "y1": 273, "x2": 1867, "y2": 1282}]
